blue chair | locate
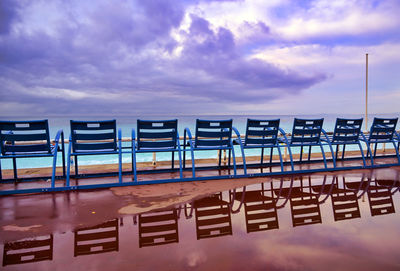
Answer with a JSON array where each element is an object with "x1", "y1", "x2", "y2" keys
[
  {"x1": 360, "y1": 117, "x2": 400, "y2": 165},
  {"x1": 66, "y1": 120, "x2": 122, "y2": 185},
  {"x1": 0, "y1": 120, "x2": 65, "y2": 187},
  {"x1": 132, "y1": 119, "x2": 182, "y2": 182},
  {"x1": 323, "y1": 118, "x2": 367, "y2": 167},
  {"x1": 183, "y1": 119, "x2": 237, "y2": 178},
  {"x1": 279, "y1": 118, "x2": 335, "y2": 169},
  {"x1": 234, "y1": 119, "x2": 286, "y2": 174}
]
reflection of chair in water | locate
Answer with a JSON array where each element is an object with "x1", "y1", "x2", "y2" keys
[
  {"x1": 194, "y1": 193, "x2": 232, "y2": 239},
  {"x1": 367, "y1": 180, "x2": 395, "y2": 216},
  {"x1": 74, "y1": 219, "x2": 119, "y2": 256},
  {"x1": 313, "y1": 177, "x2": 361, "y2": 221},
  {"x1": 2, "y1": 235, "x2": 53, "y2": 266},
  {"x1": 233, "y1": 183, "x2": 278, "y2": 233},
  {"x1": 277, "y1": 177, "x2": 322, "y2": 227},
  {"x1": 345, "y1": 178, "x2": 395, "y2": 216},
  {"x1": 138, "y1": 209, "x2": 179, "y2": 248},
  {"x1": 331, "y1": 178, "x2": 361, "y2": 221}
]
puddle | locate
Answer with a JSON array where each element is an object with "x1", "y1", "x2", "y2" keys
[{"x1": 1, "y1": 172, "x2": 400, "y2": 270}]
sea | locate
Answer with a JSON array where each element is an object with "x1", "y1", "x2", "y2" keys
[{"x1": 1, "y1": 113, "x2": 398, "y2": 169}]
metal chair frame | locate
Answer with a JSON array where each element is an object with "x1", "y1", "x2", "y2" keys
[
  {"x1": 132, "y1": 119, "x2": 183, "y2": 182},
  {"x1": 0, "y1": 120, "x2": 65, "y2": 187},
  {"x1": 279, "y1": 118, "x2": 336, "y2": 170},
  {"x1": 234, "y1": 119, "x2": 287, "y2": 174},
  {"x1": 66, "y1": 120, "x2": 123, "y2": 185},
  {"x1": 183, "y1": 119, "x2": 237, "y2": 178},
  {"x1": 322, "y1": 118, "x2": 368, "y2": 167},
  {"x1": 360, "y1": 117, "x2": 400, "y2": 166}
]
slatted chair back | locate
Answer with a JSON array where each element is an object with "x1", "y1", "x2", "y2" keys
[
  {"x1": 137, "y1": 119, "x2": 178, "y2": 150},
  {"x1": 195, "y1": 119, "x2": 233, "y2": 148},
  {"x1": 0, "y1": 120, "x2": 51, "y2": 155},
  {"x1": 291, "y1": 118, "x2": 324, "y2": 145},
  {"x1": 244, "y1": 119, "x2": 280, "y2": 147},
  {"x1": 3, "y1": 235, "x2": 53, "y2": 266},
  {"x1": 74, "y1": 219, "x2": 118, "y2": 256},
  {"x1": 70, "y1": 120, "x2": 117, "y2": 153},
  {"x1": 332, "y1": 118, "x2": 363, "y2": 143},
  {"x1": 368, "y1": 117, "x2": 398, "y2": 142}
]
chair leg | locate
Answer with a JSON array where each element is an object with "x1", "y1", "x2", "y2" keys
[
  {"x1": 61, "y1": 133, "x2": 66, "y2": 178},
  {"x1": 51, "y1": 152, "x2": 58, "y2": 188},
  {"x1": 342, "y1": 145, "x2": 346, "y2": 160},
  {"x1": 308, "y1": 146, "x2": 312, "y2": 161},
  {"x1": 319, "y1": 143, "x2": 327, "y2": 169},
  {"x1": 0, "y1": 159, "x2": 2, "y2": 180},
  {"x1": 12, "y1": 157, "x2": 17, "y2": 181},
  {"x1": 218, "y1": 150, "x2": 222, "y2": 167},
  {"x1": 270, "y1": 148, "x2": 273, "y2": 163},
  {"x1": 75, "y1": 156, "x2": 79, "y2": 176},
  {"x1": 171, "y1": 151, "x2": 175, "y2": 169},
  {"x1": 177, "y1": 149, "x2": 183, "y2": 179},
  {"x1": 66, "y1": 141, "x2": 72, "y2": 187},
  {"x1": 231, "y1": 146, "x2": 237, "y2": 176},
  {"x1": 183, "y1": 131, "x2": 186, "y2": 169},
  {"x1": 132, "y1": 149, "x2": 137, "y2": 182},
  {"x1": 358, "y1": 142, "x2": 367, "y2": 167},
  {"x1": 261, "y1": 148, "x2": 264, "y2": 166},
  {"x1": 335, "y1": 145, "x2": 339, "y2": 160},
  {"x1": 276, "y1": 145, "x2": 284, "y2": 172},
  {"x1": 228, "y1": 149, "x2": 231, "y2": 167},
  {"x1": 300, "y1": 146, "x2": 303, "y2": 162},
  {"x1": 373, "y1": 143, "x2": 378, "y2": 157},
  {"x1": 118, "y1": 154, "x2": 122, "y2": 183}
]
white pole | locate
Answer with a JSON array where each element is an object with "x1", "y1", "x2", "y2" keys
[{"x1": 365, "y1": 53, "x2": 368, "y2": 132}]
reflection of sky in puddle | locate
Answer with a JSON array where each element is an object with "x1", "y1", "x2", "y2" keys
[{"x1": 2, "y1": 174, "x2": 400, "y2": 271}]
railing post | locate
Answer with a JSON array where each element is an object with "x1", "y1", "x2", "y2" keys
[
  {"x1": 152, "y1": 152, "x2": 156, "y2": 166},
  {"x1": 223, "y1": 149, "x2": 227, "y2": 163},
  {"x1": 284, "y1": 146, "x2": 287, "y2": 161}
]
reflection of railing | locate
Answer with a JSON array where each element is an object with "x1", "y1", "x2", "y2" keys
[
  {"x1": 138, "y1": 209, "x2": 179, "y2": 247},
  {"x1": 2, "y1": 235, "x2": 53, "y2": 266},
  {"x1": 74, "y1": 219, "x2": 119, "y2": 257},
  {"x1": 194, "y1": 193, "x2": 232, "y2": 239}
]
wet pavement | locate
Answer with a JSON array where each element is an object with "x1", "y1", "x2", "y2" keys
[{"x1": 1, "y1": 167, "x2": 400, "y2": 270}]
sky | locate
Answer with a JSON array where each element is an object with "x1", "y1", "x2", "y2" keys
[{"x1": 0, "y1": 0, "x2": 399, "y2": 117}]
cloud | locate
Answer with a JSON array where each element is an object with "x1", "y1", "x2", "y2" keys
[
  {"x1": 0, "y1": 0, "x2": 20, "y2": 35},
  {"x1": 0, "y1": 0, "x2": 398, "y2": 116},
  {"x1": 0, "y1": 1, "x2": 325, "y2": 116}
]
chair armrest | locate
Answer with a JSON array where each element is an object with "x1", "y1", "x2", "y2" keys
[
  {"x1": 184, "y1": 127, "x2": 193, "y2": 141},
  {"x1": 117, "y1": 128, "x2": 122, "y2": 141},
  {"x1": 320, "y1": 129, "x2": 331, "y2": 143},
  {"x1": 278, "y1": 127, "x2": 290, "y2": 144},
  {"x1": 359, "y1": 131, "x2": 368, "y2": 142},
  {"x1": 131, "y1": 128, "x2": 136, "y2": 149}
]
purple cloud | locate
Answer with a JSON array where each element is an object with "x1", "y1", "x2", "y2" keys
[{"x1": 0, "y1": 0, "x2": 325, "y2": 116}]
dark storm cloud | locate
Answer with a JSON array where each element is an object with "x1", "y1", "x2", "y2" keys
[
  {"x1": 0, "y1": 0, "x2": 325, "y2": 116},
  {"x1": 0, "y1": 0, "x2": 20, "y2": 35}
]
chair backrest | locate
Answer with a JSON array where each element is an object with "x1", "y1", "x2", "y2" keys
[
  {"x1": 0, "y1": 120, "x2": 51, "y2": 155},
  {"x1": 291, "y1": 118, "x2": 324, "y2": 145},
  {"x1": 368, "y1": 117, "x2": 398, "y2": 141},
  {"x1": 244, "y1": 119, "x2": 280, "y2": 146},
  {"x1": 137, "y1": 119, "x2": 178, "y2": 150},
  {"x1": 332, "y1": 118, "x2": 363, "y2": 143},
  {"x1": 70, "y1": 120, "x2": 117, "y2": 153},
  {"x1": 195, "y1": 119, "x2": 233, "y2": 148}
]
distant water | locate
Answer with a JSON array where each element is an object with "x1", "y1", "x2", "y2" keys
[{"x1": 1, "y1": 113, "x2": 398, "y2": 169}]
